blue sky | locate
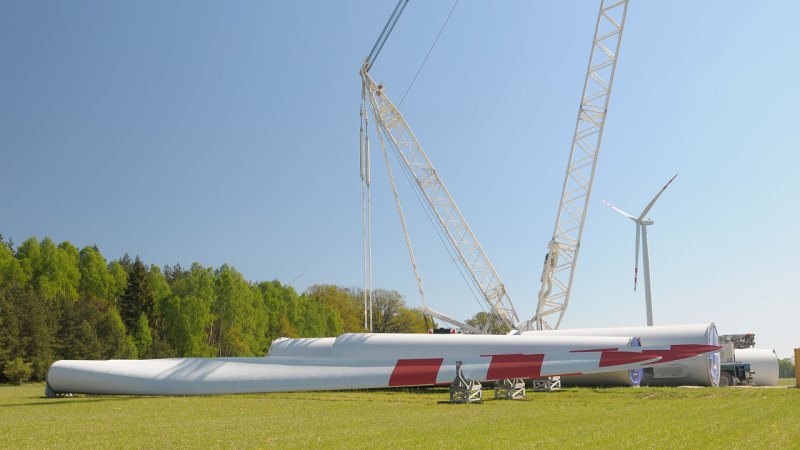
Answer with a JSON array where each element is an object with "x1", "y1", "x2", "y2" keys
[{"x1": 2, "y1": 1, "x2": 798, "y2": 357}]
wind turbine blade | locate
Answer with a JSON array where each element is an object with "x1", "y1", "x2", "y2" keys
[
  {"x1": 602, "y1": 200, "x2": 636, "y2": 220},
  {"x1": 638, "y1": 173, "x2": 678, "y2": 220},
  {"x1": 634, "y1": 223, "x2": 641, "y2": 292}
]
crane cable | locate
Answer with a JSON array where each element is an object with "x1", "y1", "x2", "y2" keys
[
  {"x1": 369, "y1": 98, "x2": 488, "y2": 322},
  {"x1": 362, "y1": 0, "x2": 409, "y2": 330},
  {"x1": 399, "y1": 0, "x2": 460, "y2": 106},
  {"x1": 363, "y1": 0, "x2": 482, "y2": 329},
  {"x1": 365, "y1": 0, "x2": 410, "y2": 71},
  {"x1": 370, "y1": 106, "x2": 428, "y2": 311},
  {"x1": 385, "y1": 127, "x2": 488, "y2": 315}
]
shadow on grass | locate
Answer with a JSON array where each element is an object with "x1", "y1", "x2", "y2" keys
[
  {"x1": 0, "y1": 396, "x2": 143, "y2": 408},
  {"x1": 436, "y1": 400, "x2": 487, "y2": 405}
]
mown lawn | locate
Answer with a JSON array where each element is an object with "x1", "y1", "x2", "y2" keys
[{"x1": 1, "y1": 383, "x2": 797, "y2": 449}]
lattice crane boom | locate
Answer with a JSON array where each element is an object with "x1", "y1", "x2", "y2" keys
[
  {"x1": 528, "y1": 0, "x2": 630, "y2": 331},
  {"x1": 362, "y1": 67, "x2": 520, "y2": 332}
]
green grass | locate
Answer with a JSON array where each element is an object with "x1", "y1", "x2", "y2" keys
[
  {"x1": 778, "y1": 377, "x2": 796, "y2": 386},
  {"x1": 1, "y1": 383, "x2": 798, "y2": 449}
]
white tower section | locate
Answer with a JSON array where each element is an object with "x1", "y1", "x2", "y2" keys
[
  {"x1": 531, "y1": 0, "x2": 630, "y2": 330},
  {"x1": 362, "y1": 68, "x2": 520, "y2": 332}
]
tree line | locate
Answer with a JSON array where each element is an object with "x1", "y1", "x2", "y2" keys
[
  {"x1": 0, "y1": 234, "x2": 430, "y2": 384},
  {"x1": 778, "y1": 358, "x2": 796, "y2": 379}
]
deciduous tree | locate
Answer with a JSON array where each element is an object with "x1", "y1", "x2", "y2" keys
[
  {"x1": 465, "y1": 311, "x2": 511, "y2": 335},
  {"x1": 78, "y1": 245, "x2": 113, "y2": 301}
]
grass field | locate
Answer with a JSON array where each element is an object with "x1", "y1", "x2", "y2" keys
[{"x1": 1, "y1": 382, "x2": 798, "y2": 449}]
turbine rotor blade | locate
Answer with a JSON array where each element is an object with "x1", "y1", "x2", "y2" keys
[
  {"x1": 634, "y1": 223, "x2": 641, "y2": 292},
  {"x1": 602, "y1": 200, "x2": 636, "y2": 220},
  {"x1": 638, "y1": 173, "x2": 678, "y2": 220}
]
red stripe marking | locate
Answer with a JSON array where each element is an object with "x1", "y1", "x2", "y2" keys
[
  {"x1": 572, "y1": 344, "x2": 721, "y2": 367},
  {"x1": 485, "y1": 354, "x2": 545, "y2": 380},
  {"x1": 641, "y1": 344, "x2": 721, "y2": 364},
  {"x1": 571, "y1": 347, "x2": 660, "y2": 368},
  {"x1": 389, "y1": 358, "x2": 444, "y2": 387},
  {"x1": 598, "y1": 350, "x2": 658, "y2": 367}
]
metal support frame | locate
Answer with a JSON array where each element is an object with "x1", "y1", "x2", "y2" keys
[
  {"x1": 530, "y1": 0, "x2": 630, "y2": 330},
  {"x1": 532, "y1": 376, "x2": 562, "y2": 392},
  {"x1": 362, "y1": 68, "x2": 519, "y2": 332},
  {"x1": 450, "y1": 361, "x2": 483, "y2": 403},
  {"x1": 494, "y1": 378, "x2": 526, "y2": 400}
]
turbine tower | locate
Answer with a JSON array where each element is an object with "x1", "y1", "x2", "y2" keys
[{"x1": 603, "y1": 174, "x2": 677, "y2": 326}]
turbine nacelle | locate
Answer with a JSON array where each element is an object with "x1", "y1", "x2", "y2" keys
[{"x1": 622, "y1": 216, "x2": 654, "y2": 226}]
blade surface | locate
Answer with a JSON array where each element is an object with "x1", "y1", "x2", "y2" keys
[
  {"x1": 638, "y1": 173, "x2": 678, "y2": 220},
  {"x1": 602, "y1": 200, "x2": 636, "y2": 219}
]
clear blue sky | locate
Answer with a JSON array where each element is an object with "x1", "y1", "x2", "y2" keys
[{"x1": 2, "y1": 1, "x2": 798, "y2": 357}]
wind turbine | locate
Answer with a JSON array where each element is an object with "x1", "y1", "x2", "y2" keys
[{"x1": 603, "y1": 174, "x2": 678, "y2": 327}]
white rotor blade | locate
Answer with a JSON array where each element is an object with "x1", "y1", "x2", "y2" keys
[
  {"x1": 638, "y1": 173, "x2": 678, "y2": 220},
  {"x1": 634, "y1": 223, "x2": 640, "y2": 292},
  {"x1": 602, "y1": 200, "x2": 636, "y2": 220}
]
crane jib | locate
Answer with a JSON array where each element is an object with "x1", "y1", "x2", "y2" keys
[
  {"x1": 362, "y1": 69, "x2": 520, "y2": 332},
  {"x1": 532, "y1": 0, "x2": 630, "y2": 331}
]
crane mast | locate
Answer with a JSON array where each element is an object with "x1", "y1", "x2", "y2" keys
[
  {"x1": 530, "y1": 0, "x2": 629, "y2": 330},
  {"x1": 361, "y1": 68, "x2": 520, "y2": 332}
]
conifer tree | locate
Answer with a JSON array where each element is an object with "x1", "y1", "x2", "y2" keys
[{"x1": 119, "y1": 256, "x2": 153, "y2": 331}]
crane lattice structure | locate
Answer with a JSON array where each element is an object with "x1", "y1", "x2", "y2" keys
[
  {"x1": 529, "y1": 0, "x2": 629, "y2": 331},
  {"x1": 361, "y1": 0, "x2": 630, "y2": 334},
  {"x1": 358, "y1": 0, "x2": 520, "y2": 333},
  {"x1": 362, "y1": 68, "x2": 520, "y2": 332}
]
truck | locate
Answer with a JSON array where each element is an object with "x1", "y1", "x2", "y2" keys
[{"x1": 718, "y1": 334, "x2": 756, "y2": 386}]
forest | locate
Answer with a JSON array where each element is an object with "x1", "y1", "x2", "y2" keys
[{"x1": 0, "y1": 234, "x2": 433, "y2": 384}]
